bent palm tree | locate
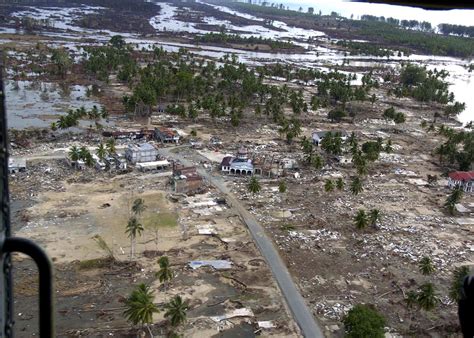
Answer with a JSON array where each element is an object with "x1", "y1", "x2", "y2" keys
[
  {"x1": 106, "y1": 138, "x2": 116, "y2": 154},
  {"x1": 123, "y1": 283, "x2": 159, "y2": 337},
  {"x1": 416, "y1": 283, "x2": 439, "y2": 311},
  {"x1": 368, "y1": 209, "x2": 381, "y2": 228},
  {"x1": 96, "y1": 143, "x2": 107, "y2": 161},
  {"x1": 278, "y1": 180, "x2": 287, "y2": 193},
  {"x1": 324, "y1": 179, "x2": 334, "y2": 192},
  {"x1": 156, "y1": 256, "x2": 173, "y2": 288},
  {"x1": 126, "y1": 217, "x2": 144, "y2": 259},
  {"x1": 69, "y1": 146, "x2": 80, "y2": 162},
  {"x1": 164, "y1": 295, "x2": 188, "y2": 327},
  {"x1": 418, "y1": 256, "x2": 435, "y2": 276},
  {"x1": 354, "y1": 209, "x2": 368, "y2": 230},
  {"x1": 79, "y1": 146, "x2": 90, "y2": 161},
  {"x1": 248, "y1": 176, "x2": 261, "y2": 195},
  {"x1": 132, "y1": 198, "x2": 147, "y2": 217},
  {"x1": 350, "y1": 177, "x2": 363, "y2": 195},
  {"x1": 84, "y1": 153, "x2": 94, "y2": 167}
]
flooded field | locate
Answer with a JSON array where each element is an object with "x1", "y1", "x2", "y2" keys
[
  {"x1": 5, "y1": 80, "x2": 113, "y2": 129},
  {"x1": 3, "y1": 0, "x2": 473, "y2": 126}
]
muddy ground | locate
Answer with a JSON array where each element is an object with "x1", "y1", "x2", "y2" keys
[{"x1": 9, "y1": 159, "x2": 298, "y2": 337}]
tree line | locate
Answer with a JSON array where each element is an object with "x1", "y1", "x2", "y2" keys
[{"x1": 195, "y1": 32, "x2": 295, "y2": 50}]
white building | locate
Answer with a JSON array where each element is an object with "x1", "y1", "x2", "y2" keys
[
  {"x1": 125, "y1": 143, "x2": 158, "y2": 164},
  {"x1": 448, "y1": 171, "x2": 474, "y2": 193},
  {"x1": 8, "y1": 158, "x2": 26, "y2": 174}
]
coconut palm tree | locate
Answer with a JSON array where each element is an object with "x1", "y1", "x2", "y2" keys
[
  {"x1": 354, "y1": 209, "x2": 368, "y2": 229},
  {"x1": 444, "y1": 186, "x2": 463, "y2": 215},
  {"x1": 68, "y1": 146, "x2": 80, "y2": 162},
  {"x1": 106, "y1": 138, "x2": 116, "y2": 154},
  {"x1": 278, "y1": 180, "x2": 287, "y2": 193},
  {"x1": 311, "y1": 154, "x2": 323, "y2": 170},
  {"x1": 50, "y1": 122, "x2": 58, "y2": 131},
  {"x1": 324, "y1": 179, "x2": 334, "y2": 192},
  {"x1": 418, "y1": 256, "x2": 435, "y2": 275},
  {"x1": 132, "y1": 198, "x2": 147, "y2": 217},
  {"x1": 248, "y1": 176, "x2": 261, "y2": 195},
  {"x1": 79, "y1": 146, "x2": 90, "y2": 160},
  {"x1": 164, "y1": 295, "x2": 188, "y2": 327},
  {"x1": 96, "y1": 143, "x2": 107, "y2": 161},
  {"x1": 416, "y1": 283, "x2": 439, "y2": 311},
  {"x1": 100, "y1": 106, "x2": 109, "y2": 119},
  {"x1": 126, "y1": 217, "x2": 144, "y2": 259},
  {"x1": 156, "y1": 256, "x2": 173, "y2": 288},
  {"x1": 350, "y1": 177, "x2": 363, "y2": 195},
  {"x1": 336, "y1": 177, "x2": 344, "y2": 190},
  {"x1": 84, "y1": 153, "x2": 94, "y2": 167},
  {"x1": 123, "y1": 283, "x2": 159, "y2": 337},
  {"x1": 368, "y1": 209, "x2": 381, "y2": 228},
  {"x1": 449, "y1": 265, "x2": 471, "y2": 301},
  {"x1": 405, "y1": 290, "x2": 418, "y2": 309}
]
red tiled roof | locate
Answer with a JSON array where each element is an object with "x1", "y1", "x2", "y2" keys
[
  {"x1": 448, "y1": 171, "x2": 474, "y2": 181},
  {"x1": 159, "y1": 128, "x2": 178, "y2": 137}
]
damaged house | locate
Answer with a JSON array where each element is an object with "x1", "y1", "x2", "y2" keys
[
  {"x1": 155, "y1": 127, "x2": 180, "y2": 144},
  {"x1": 125, "y1": 143, "x2": 158, "y2": 164},
  {"x1": 312, "y1": 130, "x2": 348, "y2": 146},
  {"x1": 172, "y1": 164, "x2": 204, "y2": 194}
]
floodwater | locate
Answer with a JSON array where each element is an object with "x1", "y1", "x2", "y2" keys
[
  {"x1": 5, "y1": 80, "x2": 112, "y2": 130},
  {"x1": 1, "y1": 1, "x2": 473, "y2": 127}
]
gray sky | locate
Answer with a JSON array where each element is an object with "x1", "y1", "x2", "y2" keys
[{"x1": 272, "y1": 0, "x2": 474, "y2": 26}]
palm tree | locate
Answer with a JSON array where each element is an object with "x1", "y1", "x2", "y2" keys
[
  {"x1": 123, "y1": 283, "x2": 159, "y2": 337},
  {"x1": 132, "y1": 198, "x2": 147, "y2": 217},
  {"x1": 68, "y1": 146, "x2": 80, "y2": 162},
  {"x1": 164, "y1": 295, "x2": 188, "y2": 327},
  {"x1": 84, "y1": 153, "x2": 94, "y2": 167},
  {"x1": 156, "y1": 256, "x2": 173, "y2": 288},
  {"x1": 405, "y1": 290, "x2": 418, "y2": 309},
  {"x1": 79, "y1": 146, "x2": 90, "y2": 160},
  {"x1": 416, "y1": 283, "x2": 439, "y2": 311},
  {"x1": 368, "y1": 209, "x2": 381, "y2": 228},
  {"x1": 336, "y1": 177, "x2": 344, "y2": 190},
  {"x1": 324, "y1": 179, "x2": 334, "y2": 192},
  {"x1": 106, "y1": 138, "x2": 116, "y2": 154},
  {"x1": 248, "y1": 176, "x2": 261, "y2": 195},
  {"x1": 100, "y1": 106, "x2": 109, "y2": 119},
  {"x1": 278, "y1": 180, "x2": 287, "y2": 193},
  {"x1": 96, "y1": 143, "x2": 107, "y2": 161},
  {"x1": 449, "y1": 265, "x2": 471, "y2": 301},
  {"x1": 50, "y1": 122, "x2": 58, "y2": 131},
  {"x1": 350, "y1": 177, "x2": 363, "y2": 195},
  {"x1": 126, "y1": 217, "x2": 144, "y2": 259},
  {"x1": 418, "y1": 256, "x2": 435, "y2": 275},
  {"x1": 444, "y1": 187, "x2": 463, "y2": 215},
  {"x1": 354, "y1": 209, "x2": 368, "y2": 229},
  {"x1": 311, "y1": 154, "x2": 323, "y2": 170}
]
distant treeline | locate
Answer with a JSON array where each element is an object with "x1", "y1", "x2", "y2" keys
[
  {"x1": 438, "y1": 24, "x2": 474, "y2": 38},
  {"x1": 216, "y1": 1, "x2": 474, "y2": 58},
  {"x1": 360, "y1": 14, "x2": 474, "y2": 38},
  {"x1": 336, "y1": 40, "x2": 411, "y2": 57},
  {"x1": 360, "y1": 15, "x2": 433, "y2": 32},
  {"x1": 195, "y1": 32, "x2": 294, "y2": 49}
]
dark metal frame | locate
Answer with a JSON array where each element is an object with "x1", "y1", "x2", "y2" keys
[{"x1": 0, "y1": 53, "x2": 54, "y2": 337}]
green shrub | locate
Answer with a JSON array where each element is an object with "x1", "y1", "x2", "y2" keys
[{"x1": 344, "y1": 304, "x2": 386, "y2": 338}]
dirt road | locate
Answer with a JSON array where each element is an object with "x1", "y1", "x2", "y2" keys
[{"x1": 160, "y1": 146, "x2": 324, "y2": 338}]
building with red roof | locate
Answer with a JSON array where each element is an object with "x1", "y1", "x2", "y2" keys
[{"x1": 448, "y1": 171, "x2": 474, "y2": 193}]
